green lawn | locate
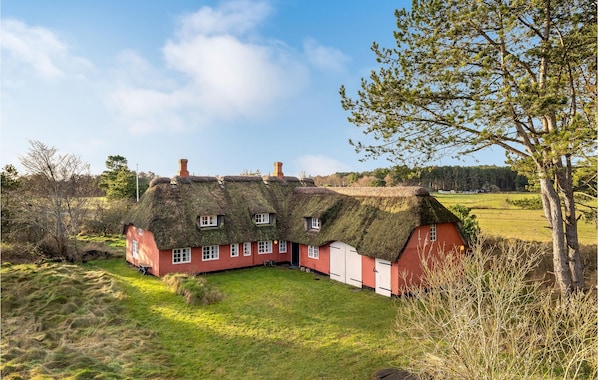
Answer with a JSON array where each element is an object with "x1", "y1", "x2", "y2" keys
[
  {"x1": 90, "y1": 259, "x2": 407, "y2": 379},
  {"x1": 433, "y1": 192, "x2": 597, "y2": 245}
]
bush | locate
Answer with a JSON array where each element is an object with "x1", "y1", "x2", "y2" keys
[
  {"x1": 506, "y1": 196, "x2": 543, "y2": 210},
  {"x1": 448, "y1": 204, "x2": 480, "y2": 244},
  {"x1": 396, "y1": 238, "x2": 597, "y2": 379},
  {"x1": 162, "y1": 273, "x2": 224, "y2": 305}
]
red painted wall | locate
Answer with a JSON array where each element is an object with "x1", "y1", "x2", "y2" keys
[
  {"x1": 361, "y1": 256, "x2": 376, "y2": 290},
  {"x1": 299, "y1": 244, "x2": 330, "y2": 274},
  {"x1": 392, "y1": 223, "x2": 465, "y2": 294},
  {"x1": 125, "y1": 225, "x2": 160, "y2": 276},
  {"x1": 126, "y1": 227, "x2": 292, "y2": 276}
]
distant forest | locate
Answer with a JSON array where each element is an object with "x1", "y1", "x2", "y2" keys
[{"x1": 313, "y1": 165, "x2": 529, "y2": 192}]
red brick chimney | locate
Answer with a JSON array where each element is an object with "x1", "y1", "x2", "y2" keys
[
  {"x1": 178, "y1": 159, "x2": 189, "y2": 178},
  {"x1": 273, "y1": 161, "x2": 284, "y2": 179}
]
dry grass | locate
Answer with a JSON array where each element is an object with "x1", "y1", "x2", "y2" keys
[
  {"x1": 162, "y1": 273, "x2": 224, "y2": 305},
  {"x1": 395, "y1": 238, "x2": 598, "y2": 379},
  {"x1": 1, "y1": 263, "x2": 171, "y2": 379}
]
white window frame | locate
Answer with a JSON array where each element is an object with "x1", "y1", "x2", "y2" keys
[
  {"x1": 308, "y1": 245, "x2": 319, "y2": 259},
  {"x1": 173, "y1": 247, "x2": 191, "y2": 264},
  {"x1": 202, "y1": 245, "x2": 219, "y2": 261},
  {"x1": 132, "y1": 240, "x2": 139, "y2": 259},
  {"x1": 430, "y1": 224, "x2": 437, "y2": 242},
  {"x1": 254, "y1": 213, "x2": 270, "y2": 224},
  {"x1": 199, "y1": 215, "x2": 218, "y2": 227},
  {"x1": 278, "y1": 240, "x2": 287, "y2": 253},
  {"x1": 258, "y1": 241, "x2": 272, "y2": 254},
  {"x1": 230, "y1": 243, "x2": 239, "y2": 257},
  {"x1": 311, "y1": 218, "x2": 321, "y2": 230},
  {"x1": 137, "y1": 228, "x2": 143, "y2": 236},
  {"x1": 243, "y1": 242, "x2": 252, "y2": 256}
]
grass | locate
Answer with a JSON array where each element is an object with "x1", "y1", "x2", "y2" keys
[
  {"x1": 101, "y1": 260, "x2": 408, "y2": 379},
  {"x1": 1, "y1": 262, "x2": 171, "y2": 379},
  {"x1": 433, "y1": 192, "x2": 597, "y2": 245}
]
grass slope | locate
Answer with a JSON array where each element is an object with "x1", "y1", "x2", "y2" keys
[
  {"x1": 2, "y1": 259, "x2": 406, "y2": 379},
  {"x1": 1, "y1": 262, "x2": 171, "y2": 379},
  {"x1": 94, "y1": 259, "x2": 405, "y2": 379}
]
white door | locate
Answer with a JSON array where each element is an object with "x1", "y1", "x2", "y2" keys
[
  {"x1": 345, "y1": 247, "x2": 362, "y2": 288},
  {"x1": 329, "y1": 242, "x2": 345, "y2": 283},
  {"x1": 375, "y1": 258, "x2": 392, "y2": 297},
  {"x1": 329, "y1": 242, "x2": 362, "y2": 288}
]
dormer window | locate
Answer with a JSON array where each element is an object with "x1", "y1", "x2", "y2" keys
[
  {"x1": 311, "y1": 217, "x2": 321, "y2": 230},
  {"x1": 253, "y1": 213, "x2": 275, "y2": 225},
  {"x1": 305, "y1": 217, "x2": 321, "y2": 232},
  {"x1": 254, "y1": 213, "x2": 270, "y2": 224},
  {"x1": 198, "y1": 215, "x2": 219, "y2": 228}
]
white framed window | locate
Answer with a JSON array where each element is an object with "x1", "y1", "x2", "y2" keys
[
  {"x1": 258, "y1": 241, "x2": 272, "y2": 254},
  {"x1": 173, "y1": 247, "x2": 191, "y2": 264},
  {"x1": 243, "y1": 242, "x2": 252, "y2": 256},
  {"x1": 430, "y1": 224, "x2": 437, "y2": 241},
  {"x1": 199, "y1": 215, "x2": 218, "y2": 227},
  {"x1": 254, "y1": 213, "x2": 270, "y2": 224},
  {"x1": 279, "y1": 240, "x2": 287, "y2": 253},
  {"x1": 311, "y1": 218, "x2": 321, "y2": 230},
  {"x1": 202, "y1": 245, "x2": 219, "y2": 261},
  {"x1": 137, "y1": 228, "x2": 143, "y2": 236},
  {"x1": 308, "y1": 245, "x2": 319, "y2": 259},
  {"x1": 132, "y1": 240, "x2": 139, "y2": 259},
  {"x1": 230, "y1": 243, "x2": 239, "y2": 257}
]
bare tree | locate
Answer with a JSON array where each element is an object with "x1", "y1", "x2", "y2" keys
[{"x1": 18, "y1": 140, "x2": 94, "y2": 259}]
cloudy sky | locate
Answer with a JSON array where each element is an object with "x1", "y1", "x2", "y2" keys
[{"x1": 1, "y1": 0, "x2": 505, "y2": 177}]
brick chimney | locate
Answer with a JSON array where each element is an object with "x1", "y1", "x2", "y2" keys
[
  {"x1": 178, "y1": 159, "x2": 189, "y2": 178},
  {"x1": 273, "y1": 161, "x2": 284, "y2": 179}
]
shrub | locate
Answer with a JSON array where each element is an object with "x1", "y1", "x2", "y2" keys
[
  {"x1": 162, "y1": 273, "x2": 223, "y2": 305},
  {"x1": 448, "y1": 204, "x2": 480, "y2": 244},
  {"x1": 506, "y1": 196, "x2": 543, "y2": 210},
  {"x1": 395, "y1": 238, "x2": 597, "y2": 380}
]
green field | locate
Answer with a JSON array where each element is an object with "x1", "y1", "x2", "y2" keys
[
  {"x1": 1, "y1": 260, "x2": 406, "y2": 379},
  {"x1": 433, "y1": 192, "x2": 597, "y2": 245}
]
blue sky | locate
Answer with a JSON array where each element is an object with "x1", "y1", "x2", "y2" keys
[{"x1": 1, "y1": 0, "x2": 506, "y2": 177}]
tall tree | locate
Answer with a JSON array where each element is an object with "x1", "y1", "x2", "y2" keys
[
  {"x1": 18, "y1": 140, "x2": 94, "y2": 259},
  {"x1": 1, "y1": 164, "x2": 22, "y2": 240},
  {"x1": 99, "y1": 155, "x2": 137, "y2": 200},
  {"x1": 340, "y1": 0, "x2": 596, "y2": 294}
]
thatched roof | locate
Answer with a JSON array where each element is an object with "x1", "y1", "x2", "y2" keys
[
  {"x1": 125, "y1": 178, "x2": 459, "y2": 262},
  {"x1": 286, "y1": 187, "x2": 459, "y2": 261}
]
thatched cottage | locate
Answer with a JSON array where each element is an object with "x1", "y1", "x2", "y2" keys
[{"x1": 124, "y1": 160, "x2": 466, "y2": 296}]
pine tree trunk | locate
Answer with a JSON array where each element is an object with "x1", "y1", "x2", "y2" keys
[
  {"x1": 539, "y1": 177, "x2": 572, "y2": 295},
  {"x1": 557, "y1": 158, "x2": 584, "y2": 290}
]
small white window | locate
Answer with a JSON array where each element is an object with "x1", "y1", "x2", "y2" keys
[
  {"x1": 137, "y1": 228, "x2": 143, "y2": 236},
  {"x1": 430, "y1": 224, "x2": 437, "y2": 241},
  {"x1": 279, "y1": 240, "x2": 287, "y2": 253},
  {"x1": 202, "y1": 245, "x2": 219, "y2": 261},
  {"x1": 254, "y1": 213, "x2": 270, "y2": 224},
  {"x1": 243, "y1": 242, "x2": 252, "y2": 256},
  {"x1": 173, "y1": 247, "x2": 191, "y2": 264},
  {"x1": 132, "y1": 240, "x2": 139, "y2": 259},
  {"x1": 200, "y1": 215, "x2": 218, "y2": 227},
  {"x1": 258, "y1": 241, "x2": 272, "y2": 254},
  {"x1": 308, "y1": 245, "x2": 319, "y2": 259},
  {"x1": 311, "y1": 218, "x2": 321, "y2": 230},
  {"x1": 230, "y1": 243, "x2": 239, "y2": 257}
]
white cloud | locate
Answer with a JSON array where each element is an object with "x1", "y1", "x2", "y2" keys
[
  {"x1": 176, "y1": 0, "x2": 271, "y2": 37},
  {"x1": 109, "y1": 1, "x2": 309, "y2": 134},
  {"x1": 0, "y1": 19, "x2": 93, "y2": 81},
  {"x1": 296, "y1": 154, "x2": 351, "y2": 176},
  {"x1": 303, "y1": 38, "x2": 350, "y2": 72}
]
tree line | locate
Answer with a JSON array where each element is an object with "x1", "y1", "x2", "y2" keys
[{"x1": 313, "y1": 165, "x2": 530, "y2": 192}]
